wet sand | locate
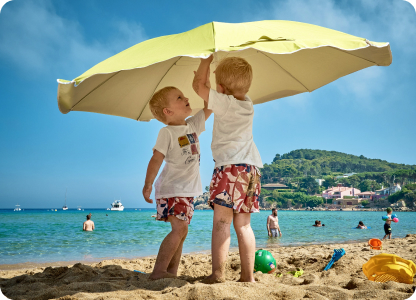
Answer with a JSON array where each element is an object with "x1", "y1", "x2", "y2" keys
[{"x1": 1, "y1": 235, "x2": 415, "y2": 300}]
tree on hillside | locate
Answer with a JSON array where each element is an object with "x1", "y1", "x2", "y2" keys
[
  {"x1": 358, "y1": 180, "x2": 381, "y2": 192},
  {"x1": 300, "y1": 176, "x2": 319, "y2": 195},
  {"x1": 322, "y1": 177, "x2": 336, "y2": 189},
  {"x1": 361, "y1": 200, "x2": 370, "y2": 207},
  {"x1": 272, "y1": 154, "x2": 281, "y2": 163}
]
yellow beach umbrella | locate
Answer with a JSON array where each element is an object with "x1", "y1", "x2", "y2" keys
[{"x1": 57, "y1": 20, "x2": 392, "y2": 121}]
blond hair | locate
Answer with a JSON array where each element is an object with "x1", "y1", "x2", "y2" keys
[
  {"x1": 215, "y1": 57, "x2": 252, "y2": 94},
  {"x1": 149, "y1": 86, "x2": 177, "y2": 123}
]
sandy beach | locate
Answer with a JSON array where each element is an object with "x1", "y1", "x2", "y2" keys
[{"x1": 1, "y1": 235, "x2": 415, "y2": 300}]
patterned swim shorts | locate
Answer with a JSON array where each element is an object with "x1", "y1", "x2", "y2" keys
[
  {"x1": 208, "y1": 164, "x2": 261, "y2": 213},
  {"x1": 156, "y1": 197, "x2": 194, "y2": 224}
]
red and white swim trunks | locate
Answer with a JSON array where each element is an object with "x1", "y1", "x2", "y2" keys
[
  {"x1": 156, "y1": 197, "x2": 194, "y2": 224},
  {"x1": 208, "y1": 164, "x2": 261, "y2": 213}
]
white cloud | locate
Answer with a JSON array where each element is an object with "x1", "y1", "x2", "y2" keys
[{"x1": 0, "y1": 0, "x2": 147, "y2": 79}]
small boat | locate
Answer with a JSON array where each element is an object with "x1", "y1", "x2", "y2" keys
[
  {"x1": 62, "y1": 189, "x2": 68, "y2": 210},
  {"x1": 106, "y1": 208, "x2": 110, "y2": 210},
  {"x1": 14, "y1": 204, "x2": 21, "y2": 211},
  {"x1": 110, "y1": 200, "x2": 124, "y2": 211},
  {"x1": 77, "y1": 206, "x2": 81, "y2": 211}
]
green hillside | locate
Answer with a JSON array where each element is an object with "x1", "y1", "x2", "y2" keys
[
  {"x1": 259, "y1": 149, "x2": 416, "y2": 208},
  {"x1": 261, "y1": 149, "x2": 416, "y2": 184}
]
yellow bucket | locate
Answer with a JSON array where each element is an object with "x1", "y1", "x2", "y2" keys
[{"x1": 363, "y1": 253, "x2": 416, "y2": 284}]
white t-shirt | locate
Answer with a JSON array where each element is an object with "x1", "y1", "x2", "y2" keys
[
  {"x1": 153, "y1": 110, "x2": 205, "y2": 199},
  {"x1": 208, "y1": 89, "x2": 263, "y2": 169}
]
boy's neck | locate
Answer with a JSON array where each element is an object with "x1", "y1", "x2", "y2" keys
[
  {"x1": 167, "y1": 118, "x2": 187, "y2": 126},
  {"x1": 225, "y1": 90, "x2": 245, "y2": 101},
  {"x1": 220, "y1": 85, "x2": 246, "y2": 101},
  {"x1": 233, "y1": 93, "x2": 246, "y2": 101}
]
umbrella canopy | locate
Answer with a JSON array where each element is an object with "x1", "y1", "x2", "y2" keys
[{"x1": 57, "y1": 20, "x2": 392, "y2": 121}]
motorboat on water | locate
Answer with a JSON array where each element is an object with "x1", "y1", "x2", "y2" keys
[
  {"x1": 110, "y1": 200, "x2": 124, "y2": 211},
  {"x1": 77, "y1": 206, "x2": 81, "y2": 211},
  {"x1": 14, "y1": 204, "x2": 21, "y2": 211},
  {"x1": 62, "y1": 189, "x2": 68, "y2": 210}
]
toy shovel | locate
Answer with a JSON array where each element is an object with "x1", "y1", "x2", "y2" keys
[{"x1": 324, "y1": 248, "x2": 346, "y2": 271}]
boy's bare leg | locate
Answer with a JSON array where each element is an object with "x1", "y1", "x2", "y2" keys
[
  {"x1": 233, "y1": 213, "x2": 256, "y2": 282},
  {"x1": 167, "y1": 220, "x2": 188, "y2": 275},
  {"x1": 149, "y1": 216, "x2": 188, "y2": 280},
  {"x1": 203, "y1": 204, "x2": 233, "y2": 283}
]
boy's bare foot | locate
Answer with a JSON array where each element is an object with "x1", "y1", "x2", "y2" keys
[
  {"x1": 201, "y1": 274, "x2": 226, "y2": 284},
  {"x1": 149, "y1": 271, "x2": 177, "y2": 281}
]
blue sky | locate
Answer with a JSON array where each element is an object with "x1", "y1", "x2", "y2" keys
[{"x1": 0, "y1": 0, "x2": 415, "y2": 209}]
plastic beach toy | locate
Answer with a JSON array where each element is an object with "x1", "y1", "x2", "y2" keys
[
  {"x1": 382, "y1": 214, "x2": 398, "y2": 221},
  {"x1": 324, "y1": 248, "x2": 346, "y2": 271},
  {"x1": 288, "y1": 268, "x2": 304, "y2": 277},
  {"x1": 392, "y1": 217, "x2": 399, "y2": 223},
  {"x1": 362, "y1": 253, "x2": 416, "y2": 284},
  {"x1": 368, "y1": 238, "x2": 383, "y2": 250},
  {"x1": 254, "y1": 249, "x2": 276, "y2": 274}
]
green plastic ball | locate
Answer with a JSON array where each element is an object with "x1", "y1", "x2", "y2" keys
[{"x1": 254, "y1": 249, "x2": 276, "y2": 274}]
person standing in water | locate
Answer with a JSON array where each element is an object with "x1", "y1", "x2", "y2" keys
[
  {"x1": 267, "y1": 208, "x2": 282, "y2": 237},
  {"x1": 83, "y1": 213, "x2": 95, "y2": 231}
]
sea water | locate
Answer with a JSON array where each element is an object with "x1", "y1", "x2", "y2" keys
[{"x1": 1, "y1": 209, "x2": 415, "y2": 265}]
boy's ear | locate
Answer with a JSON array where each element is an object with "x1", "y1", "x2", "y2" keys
[
  {"x1": 218, "y1": 84, "x2": 225, "y2": 93},
  {"x1": 163, "y1": 108, "x2": 173, "y2": 117}
]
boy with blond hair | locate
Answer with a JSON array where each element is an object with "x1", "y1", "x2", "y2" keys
[
  {"x1": 193, "y1": 55, "x2": 263, "y2": 283},
  {"x1": 143, "y1": 78, "x2": 211, "y2": 280}
]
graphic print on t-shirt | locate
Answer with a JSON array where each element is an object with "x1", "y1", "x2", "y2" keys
[
  {"x1": 191, "y1": 144, "x2": 198, "y2": 155},
  {"x1": 185, "y1": 156, "x2": 196, "y2": 165},
  {"x1": 187, "y1": 133, "x2": 199, "y2": 144},
  {"x1": 182, "y1": 148, "x2": 191, "y2": 156},
  {"x1": 178, "y1": 136, "x2": 190, "y2": 148},
  {"x1": 179, "y1": 132, "x2": 199, "y2": 164}
]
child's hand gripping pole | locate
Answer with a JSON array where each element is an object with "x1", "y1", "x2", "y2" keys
[{"x1": 324, "y1": 248, "x2": 346, "y2": 271}]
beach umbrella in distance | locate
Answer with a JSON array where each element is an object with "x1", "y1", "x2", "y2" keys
[{"x1": 57, "y1": 20, "x2": 392, "y2": 121}]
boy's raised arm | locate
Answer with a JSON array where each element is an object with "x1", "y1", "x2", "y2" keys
[
  {"x1": 143, "y1": 150, "x2": 165, "y2": 203},
  {"x1": 193, "y1": 55, "x2": 213, "y2": 103}
]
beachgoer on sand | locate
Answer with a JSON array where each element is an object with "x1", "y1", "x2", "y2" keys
[
  {"x1": 356, "y1": 221, "x2": 367, "y2": 229},
  {"x1": 143, "y1": 78, "x2": 212, "y2": 280},
  {"x1": 193, "y1": 55, "x2": 263, "y2": 283},
  {"x1": 83, "y1": 213, "x2": 95, "y2": 231},
  {"x1": 383, "y1": 207, "x2": 393, "y2": 240},
  {"x1": 267, "y1": 208, "x2": 282, "y2": 237}
]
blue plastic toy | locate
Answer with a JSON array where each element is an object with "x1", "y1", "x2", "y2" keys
[
  {"x1": 324, "y1": 248, "x2": 346, "y2": 271},
  {"x1": 134, "y1": 270, "x2": 146, "y2": 274}
]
